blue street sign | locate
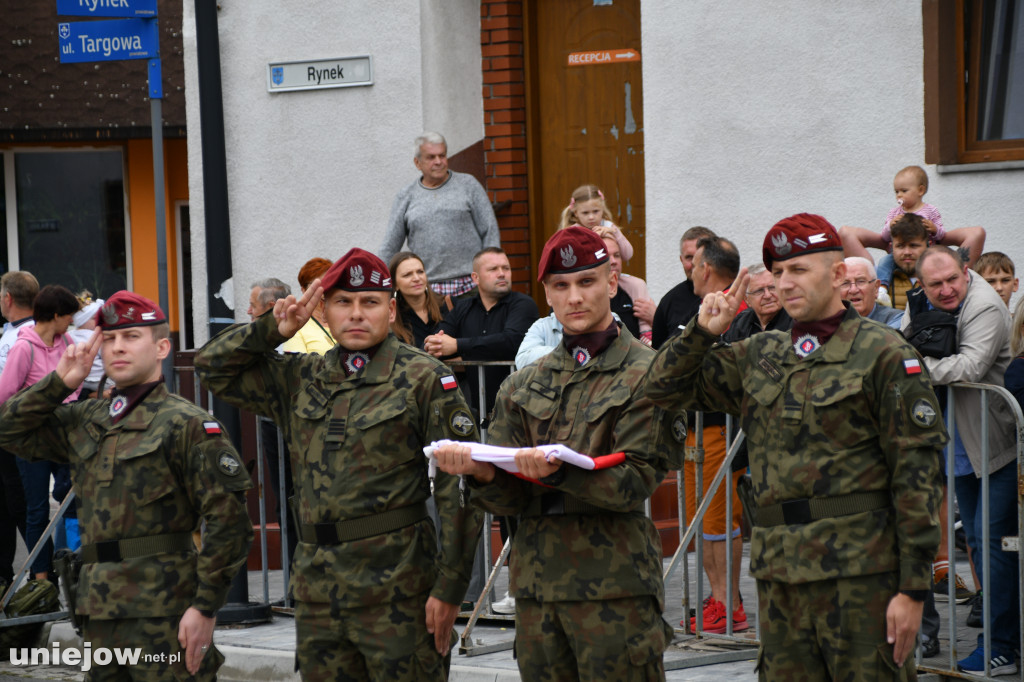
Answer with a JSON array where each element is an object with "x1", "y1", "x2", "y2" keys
[
  {"x1": 56, "y1": 0, "x2": 157, "y2": 18},
  {"x1": 58, "y1": 18, "x2": 158, "y2": 63}
]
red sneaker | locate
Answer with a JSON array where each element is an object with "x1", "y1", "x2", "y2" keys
[{"x1": 686, "y1": 597, "x2": 749, "y2": 633}]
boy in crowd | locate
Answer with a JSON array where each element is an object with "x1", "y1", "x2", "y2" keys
[{"x1": 973, "y1": 251, "x2": 1018, "y2": 308}]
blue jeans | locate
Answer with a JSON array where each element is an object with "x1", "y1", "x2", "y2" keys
[
  {"x1": 955, "y1": 464, "x2": 1021, "y2": 654},
  {"x1": 15, "y1": 458, "x2": 56, "y2": 575}
]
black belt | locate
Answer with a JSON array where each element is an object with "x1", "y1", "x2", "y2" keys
[
  {"x1": 756, "y1": 491, "x2": 891, "y2": 527},
  {"x1": 523, "y1": 492, "x2": 607, "y2": 517},
  {"x1": 299, "y1": 502, "x2": 428, "y2": 545},
  {"x1": 81, "y1": 532, "x2": 195, "y2": 564}
]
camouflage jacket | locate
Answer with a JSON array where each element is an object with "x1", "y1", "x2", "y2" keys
[
  {"x1": 0, "y1": 374, "x2": 253, "y2": 619},
  {"x1": 194, "y1": 315, "x2": 483, "y2": 608},
  {"x1": 469, "y1": 329, "x2": 675, "y2": 604},
  {"x1": 646, "y1": 306, "x2": 947, "y2": 591}
]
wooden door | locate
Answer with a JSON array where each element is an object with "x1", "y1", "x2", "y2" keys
[{"x1": 526, "y1": 0, "x2": 645, "y2": 299}]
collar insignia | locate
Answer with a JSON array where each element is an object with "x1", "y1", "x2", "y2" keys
[
  {"x1": 572, "y1": 345, "x2": 591, "y2": 366},
  {"x1": 345, "y1": 352, "x2": 370, "y2": 374},
  {"x1": 794, "y1": 334, "x2": 820, "y2": 358},
  {"x1": 109, "y1": 395, "x2": 128, "y2": 418}
]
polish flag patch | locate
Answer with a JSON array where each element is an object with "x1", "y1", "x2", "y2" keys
[
  {"x1": 203, "y1": 421, "x2": 222, "y2": 434},
  {"x1": 904, "y1": 359, "x2": 922, "y2": 375},
  {"x1": 440, "y1": 375, "x2": 458, "y2": 392}
]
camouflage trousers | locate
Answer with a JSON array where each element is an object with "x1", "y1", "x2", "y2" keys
[
  {"x1": 294, "y1": 594, "x2": 456, "y2": 682},
  {"x1": 756, "y1": 572, "x2": 917, "y2": 681},
  {"x1": 82, "y1": 615, "x2": 223, "y2": 681},
  {"x1": 514, "y1": 596, "x2": 674, "y2": 682}
]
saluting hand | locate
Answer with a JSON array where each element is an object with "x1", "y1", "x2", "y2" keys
[
  {"x1": 697, "y1": 268, "x2": 750, "y2": 336},
  {"x1": 274, "y1": 278, "x2": 324, "y2": 338},
  {"x1": 55, "y1": 329, "x2": 102, "y2": 390}
]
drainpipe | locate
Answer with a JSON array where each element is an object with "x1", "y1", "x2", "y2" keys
[{"x1": 194, "y1": 0, "x2": 270, "y2": 625}]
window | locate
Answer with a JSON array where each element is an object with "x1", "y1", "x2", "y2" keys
[
  {"x1": 3, "y1": 149, "x2": 128, "y2": 297},
  {"x1": 924, "y1": 0, "x2": 1024, "y2": 164}
]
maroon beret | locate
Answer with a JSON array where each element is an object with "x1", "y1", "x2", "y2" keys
[
  {"x1": 96, "y1": 291, "x2": 167, "y2": 330},
  {"x1": 320, "y1": 248, "x2": 392, "y2": 292},
  {"x1": 537, "y1": 226, "x2": 610, "y2": 281},
  {"x1": 762, "y1": 213, "x2": 844, "y2": 268}
]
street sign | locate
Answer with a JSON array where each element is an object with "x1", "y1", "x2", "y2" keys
[
  {"x1": 567, "y1": 48, "x2": 641, "y2": 67},
  {"x1": 267, "y1": 56, "x2": 373, "y2": 93},
  {"x1": 58, "y1": 17, "x2": 158, "y2": 63},
  {"x1": 56, "y1": 0, "x2": 157, "y2": 18}
]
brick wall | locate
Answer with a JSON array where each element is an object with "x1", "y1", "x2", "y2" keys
[{"x1": 480, "y1": 0, "x2": 531, "y2": 290}]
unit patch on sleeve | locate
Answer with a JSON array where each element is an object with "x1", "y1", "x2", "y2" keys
[
  {"x1": 217, "y1": 451, "x2": 243, "y2": 477},
  {"x1": 910, "y1": 398, "x2": 938, "y2": 428},
  {"x1": 671, "y1": 414, "x2": 688, "y2": 444},
  {"x1": 448, "y1": 407, "x2": 476, "y2": 437}
]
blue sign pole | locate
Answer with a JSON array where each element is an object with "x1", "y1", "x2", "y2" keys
[
  {"x1": 57, "y1": 17, "x2": 158, "y2": 64},
  {"x1": 55, "y1": 7, "x2": 171, "y2": 383},
  {"x1": 56, "y1": 0, "x2": 157, "y2": 18},
  {"x1": 147, "y1": 56, "x2": 172, "y2": 387}
]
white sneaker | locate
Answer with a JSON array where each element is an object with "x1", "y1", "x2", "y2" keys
[{"x1": 491, "y1": 592, "x2": 516, "y2": 614}]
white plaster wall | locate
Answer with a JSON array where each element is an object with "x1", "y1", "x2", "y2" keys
[
  {"x1": 185, "y1": 1, "x2": 483, "y2": 335},
  {"x1": 642, "y1": 0, "x2": 1024, "y2": 310},
  {"x1": 181, "y1": 2, "x2": 209, "y2": 341},
  {"x1": 420, "y1": 0, "x2": 484, "y2": 155}
]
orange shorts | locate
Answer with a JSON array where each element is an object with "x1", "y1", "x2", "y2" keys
[{"x1": 681, "y1": 426, "x2": 744, "y2": 541}]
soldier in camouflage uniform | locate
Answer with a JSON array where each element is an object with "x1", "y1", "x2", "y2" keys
[
  {"x1": 0, "y1": 291, "x2": 253, "y2": 681},
  {"x1": 646, "y1": 214, "x2": 947, "y2": 681},
  {"x1": 434, "y1": 227, "x2": 677, "y2": 681},
  {"x1": 194, "y1": 248, "x2": 482, "y2": 682}
]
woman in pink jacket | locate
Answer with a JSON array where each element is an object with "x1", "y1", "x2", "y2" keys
[{"x1": 0, "y1": 284, "x2": 80, "y2": 580}]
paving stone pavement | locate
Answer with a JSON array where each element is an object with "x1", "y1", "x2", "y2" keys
[{"x1": 3, "y1": 540, "x2": 984, "y2": 681}]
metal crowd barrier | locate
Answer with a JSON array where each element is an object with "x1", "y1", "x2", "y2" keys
[
  {"x1": 918, "y1": 381, "x2": 1024, "y2": 681},
  {"x1": 0, "y1": 492, "x2": 74, "y2": 626},
  {"x1": 662, "y1": 412, "x2": 758, "y2": 672},
  {"x1": 668, "y1": 381, "x2": 1024, "y2": 680},
  {"x1": 444, "y1": 359, "x2": 518, "y2": 656}
]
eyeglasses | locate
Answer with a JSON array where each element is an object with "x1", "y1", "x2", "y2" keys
[
  {"x1": 840, "y1": 278, "x2": 877, "y2": 291},
  {"x1": 746, "y1": 285, "x2": 776, "y2": 298}
]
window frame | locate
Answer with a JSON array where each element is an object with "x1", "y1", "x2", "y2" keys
[
  {"x1": 1, "y1": 146, "x2": 133, "y2": 288},
  {"x1": 924, "y1": 0, "x2": 1024, "y2": 165}
]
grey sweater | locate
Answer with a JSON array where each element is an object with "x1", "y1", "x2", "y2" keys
[{"x1": 380, "y1": 171, "x2": 500, "y2": 282}]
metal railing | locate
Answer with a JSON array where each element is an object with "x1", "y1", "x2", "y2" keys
[
  {"x1": 439, "y1": 359, "x2": 518, "y2": 656},
  {"x1": 919, "y1": 381, "x2": 1024, "y2": 681},
  {"x1": 662, "y1": 412, "x2": 758, "y2": 672},
  {"x1": 668, "y1": 381, "x2": 1024, "y2": 679},
  {"x1": 0, "y1": 492, "x2": 74, "y2": 626}
]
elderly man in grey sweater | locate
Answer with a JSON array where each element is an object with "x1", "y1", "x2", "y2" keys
[{"x1": 380, "y1": 132, "x2": 501, "y2": 297}]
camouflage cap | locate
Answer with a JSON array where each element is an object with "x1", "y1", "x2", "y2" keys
[
  {"x1": 320, "y1": 248, "x2": 392, "y2": 292},
  {"x1": 97, "y1": 291, "x2": 166, "y2": 329},
  {"x1": 763, "y1": 213, "x2": 844, "y2": 268},
  {"x1": 537, "y1": 226, "x2": 609, "y2": 281}
]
